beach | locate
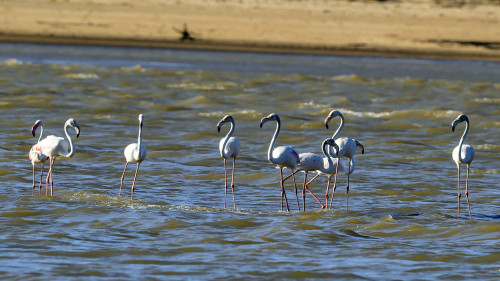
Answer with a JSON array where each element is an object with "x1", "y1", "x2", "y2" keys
[{"x1": 0, "y1": 0, "x2": 499, "y2": 60}]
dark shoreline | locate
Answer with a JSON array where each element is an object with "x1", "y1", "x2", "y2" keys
[{"x1": 2, "y1": 34, "x2": 500, "y2": 62}]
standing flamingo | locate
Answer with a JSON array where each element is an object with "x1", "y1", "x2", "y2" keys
[
  {"x1": 324, "y1": 110, "x2": 364, "y2": 210},
  {"x1": 217, "y1": 115, "x2": 240, "y2": 209},
  {"x1": 260, "y1": 113, "x2": 300, "y2": 212},
  {"x1": 29, "y1": 120, "x2": 49, "y2": 196},
  {"x1": 120, "y1": 114, "x2": 147, "y2": 199},
  {"x1": 451, "y1": 114, "x2": 475, "y2": 218},
  {"x1": 34, "y1": 118, "x2": 80, "y2": 196},
  {"x1": 295, "y1": 139, "x2": 339, "y2": 211}
]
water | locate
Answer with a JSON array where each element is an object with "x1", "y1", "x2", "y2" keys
[{"x1": 0, "y1": 43, "x2": 499, "y2": 280}]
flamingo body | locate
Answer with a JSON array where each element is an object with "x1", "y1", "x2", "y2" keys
[
  {"x1": 451, "y1": 114, "x2": 474, "y2": 218},
  {"x1": 29, "y1": 120, "x2": 49, "y2": 196},
  {"x1": 217, "y1": 115, "x2": 240, "y2": 208},
  {"x1": 120, "y1": 114, "x2": 147, "y2": 199}
]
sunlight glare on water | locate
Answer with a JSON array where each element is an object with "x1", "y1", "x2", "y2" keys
[{"x1": 0, "y1": 43, "x2": 499, "y2": 280}]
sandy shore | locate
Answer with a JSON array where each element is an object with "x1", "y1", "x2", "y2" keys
[{"x1": 1, "y1": 0, "x2": 499, "y2": 61}]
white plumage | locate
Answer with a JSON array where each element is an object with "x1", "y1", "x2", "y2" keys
[
  {"x1": 33, "y1": 118, "x2": 80, "y2": 196},
  {"x1": 260, "y1": 113, "x2": 299, "y2": 212},
  {"x1": 451, "y1": 114, "x2": 475, "y2": 218},
  {"x1": 217, "y1": 115, "x2": 240, "y2": 209},
  {"x1": 120, "y1": 114, "x2": 147, "y2": 199},
  {"x1": 29, "y1": 120, "x2": 49, "y2": 196}
]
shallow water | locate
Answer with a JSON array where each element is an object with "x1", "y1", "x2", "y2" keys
[{"x1": 0, "y1": 43, "x2": 499, "y2": 280}]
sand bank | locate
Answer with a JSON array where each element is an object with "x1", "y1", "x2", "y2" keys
[{"x1": 1, "y1": 0, "x2": 499, "y2": 60}]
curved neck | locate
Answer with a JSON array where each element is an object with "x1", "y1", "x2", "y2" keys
[
  {"x1": 136, "y1": 120, "x2": 143, "y2": 158},
  {"x1": 64, "y1": 124, "x2": 75, "y2": 158},
  {"x1": 457, "y1": 119, "x2": 469, "y2": 162},
  {"x1": 320, "y1": 140, "x2": 333, "y2": 173},
  {"x1": 220, "y1": 119, "x2": 235, "y2": 158},
  {"x1": 38, "y1": 125, "x2": 44, "y2": 143},
  {"x1": 268, "y1": 118, "x2": 281, "y2": 162},
  {"x1": 331, "y1": 114, "x2": 344, "y2": 140}
]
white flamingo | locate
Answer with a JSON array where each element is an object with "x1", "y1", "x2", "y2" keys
[
  {"x1": 217, "y1": 115, "x2": 240, "y2": 209},
  {"x1": 451, "y1": 114, "x2": 475, "y2": 218},
  {"x1": 120, "y1": 114, "x2": 147, "y2": 199},
  {"x1": 325, "y1": 110, "x2": 364, "y2": 210},
  {"x1": 260, "y1": 113, "x2": 300, "y2": 212},
  {"x1": 34, "y1": 118, "x2": 80, "y2": 196},
  {"x1": 295, "y1": 139, "x2": 339, "y2": 211},
  {"x1": 29, "y1": 120, "x2": 49, "y2": 196}
]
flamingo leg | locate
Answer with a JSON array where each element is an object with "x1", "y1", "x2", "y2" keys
[
  {"x1": 346, "y1": 159, "x2": 351, "y2": 211},
  {"x1": 46, "y1": 158, "x2": 55, "y2": 197},
  {"x1": 325, "y1": 175, "x2": 332, "y2": 209},
  {"x1": 304, "y1": 173, "x2": 324, "y2": 209},
  {"x1": 302, "y1": 172, "x2": 307, "y2": 211},
  {"x1": 45, "y1": 158, "x2": 52, "y2": 196},
  {"x1": 131, "y1": 163, "x2": 141, "y2": 200},
  {"x1": 465, "y1": 164, "x2": 471, "y2": 218},
  {"x1": 457, "y1": 165, "x2": 461, "y2": 217},
  {"x1": 223, "y1": 158, "x2": 227, "y2": 208},
  {"x1": 231, "y1": 158, "x2": 236, "y2": 209},
  {"x1": 39, "y1": 163, "x2": 45, "y2": 196},
  {"x1": 330, "y1": 161, "x2": 340, "y2": 209},
  {"x1": 282, "y1": 169, "x2": 300, "y2": 211},
  {"x1": 119, "y1": 162, "x2": 128, "y2": 196},
  {"x1": 32, "y1": 164, "x2": 36, "y2": 197},
  {"x1": 279, "y1": 168, "x2": 290, "y2": 212}
]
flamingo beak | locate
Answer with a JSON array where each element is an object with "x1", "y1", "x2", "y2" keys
[
  {"x1": 75, "y1": 126, "x2": 80, "y2": 138},
  {"x1": 31, "y1": 123, "x2": 39, "y2": 137},
  {"x1": 217, "y1": 126, "x2": 221, "y2": 133},
  {"x1": 332, "y1": 143, "x2": 339, "y2": 156},
  {"x1": 325, "y1": 123, "x2": 329, "y2": 129}
]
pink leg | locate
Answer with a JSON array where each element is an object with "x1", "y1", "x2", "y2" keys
[
  {"x1": 231, "y1": 158, "x2": 236, "y2": 209},
  {"x1": 465, "y1": 164, "x2": 471, "y2": 218},
  {"x1": 39, "y1": 163, "x2": 45, "y2": 196},
  {"x1": 283, "y1": 169, "x2": 300, "y2": 211},
  {"x1": 457, "y1": 165, "x2": 461, "y2": 217},
  {"x1": 279, "y1": 168, "x2": 290, "y2": 212},
  {"x1": 302, "y1": 172, "x2": 307, "y2": 211},
  {"x1": 223, "y1": 159, "x2": 228, "y2": 208},
  {"x1": 32, "y1": 164, "x2": 36, "y2": 196},
  {"x1": 330, "y1": 162, "x2": 340, "y2": 209},
  {"x1": 325, "y1": 176, "x2": 332, "y2": 209},
  {"x1": 131, "y1": 163, "x2": 141, "y2": 200},
  {"x1": 119, "y1": 162, "x2": 128, "y2": 196},
  {"x1": 304, "y1": 173, "x2": 324, "y2": 209}
]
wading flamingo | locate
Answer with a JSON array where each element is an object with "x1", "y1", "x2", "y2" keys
[
  {"x1": 35, "y1": 118, "x2": 80, "y2": 196},
  {"x1": 29, "y1": 120, "x2": 49, "y2": 196},
  {"x1": 217, "y1": 115, "x2": 240, "y2": 209},
  {"x1": 295, "y1": 139, "x2": 339, "y2": 211},
  {"x1": 120, "y1": 114, "x2": 147, "y2": 199},
  {"x1": 451, "y1": 114, "x2": 475, "y2": 218},
  {"x1": 325, "y1": 110, "x2": 364, "y2": 210},
  {"x1": 260, "y1": 113, "x2": 300, "y2": 212}
]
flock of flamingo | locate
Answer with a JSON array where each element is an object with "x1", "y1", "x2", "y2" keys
[{"x1": 28, "y1": 110, "x2": 475, "y2": 218}]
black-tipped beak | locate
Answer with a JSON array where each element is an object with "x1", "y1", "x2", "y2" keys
[
  {"x1": 31, "y1": 129, "x2": 36, "y2": 137},
  {"x1": 452, "y1": 125, "x2": 455, "y2": 132},
  {"x1": 217, "y1": 126, "x2": 221, "y2": 133},
  {"x1": 76, "y1": 126, "x2": 80, "y2": 138},
  {"x1": 259, "y1": 122, "x2": 263, "y2": 128},
  {"x1": 333, "y1": 143, "x2": 339, "y2": 156},
  {"x1": 325, "y1": 123, "x2": 329, "y2": 129}
]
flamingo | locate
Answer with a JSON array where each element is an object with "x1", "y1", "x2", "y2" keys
[
  {"x1": 29, "y1": 120, "x2": 49, "y2": 196},
  {"x1": 324, "y1": 110, "x2": 365, "y2": 210},
  {"x1": 295, "y1": 139, "x2": 339, "y2": 211},
  {"x1": 120, "y1": 114, "x2": 147, "y2": 199},
  {"x1": 34, "y1": 118, "x2": 80, "y2": 196},
  {"x1": 260, "y1": 113, "x2": 300, "y2": 212},
  {"x1": 451, "y1": 114, "x2": 475, "y2": 218},
  {"x1": 217, "y1": 115, "x2": 240, "y2": 209}
]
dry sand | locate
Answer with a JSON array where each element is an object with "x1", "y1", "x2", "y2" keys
[{"x1": 1, "y1": 0, "x2": 499, "y2": 60}]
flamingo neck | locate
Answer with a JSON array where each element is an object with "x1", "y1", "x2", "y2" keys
[
  {"x1": 458, "y1": 119, "x2": 469, "y2": 162},
  {"x1": 268, "y1": 118, "x2": 281, "y2": 162},
  {"x1": 320, "y1": 140, "x2": 333, "y2": 173},
  {"x1": 136, "y1": 120, "x2": 143, "y2": 159},
  {"x1": 64, "y1": 123, "x2": 75, "y2": 158},
  {"x1": 329, "y1": 114, "x2": 344, "y2": 155},
  {"x1": 38, "y1": 125, "x2": 44, "y2": 143},
  {"x1": 220, "y1": 119, "x2": 235, "y2": 158}
]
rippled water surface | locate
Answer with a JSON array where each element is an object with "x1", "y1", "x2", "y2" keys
[{"x1": 0, "y1": 43, "x2": 499, "y2": 280}]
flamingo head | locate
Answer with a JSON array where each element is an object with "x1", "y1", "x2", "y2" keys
[
  {"x1": 31, "y1": 120, "x2": 43, "y2": 137},
  {"x1": 451, "y1": 114, "x2": 468, "y2": 132},
  {"x1": 66, "y1": 118, "x2": 80, "y2": 138},
  {"x1": 355, "y1": 140, "x2": 365, "y2": 154},
  {"x1": 138, "y1": 114, "x2": 144, "y2": 129},
  {"x1": 324, "y1": 110, "x2": 342, "y2": 129},
  {"x1": 260, "y1": 113, "x2": 280, "y2": 128},
  {"x1": 217, "y1": 115, "x2": 234, "y2": 132}
]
